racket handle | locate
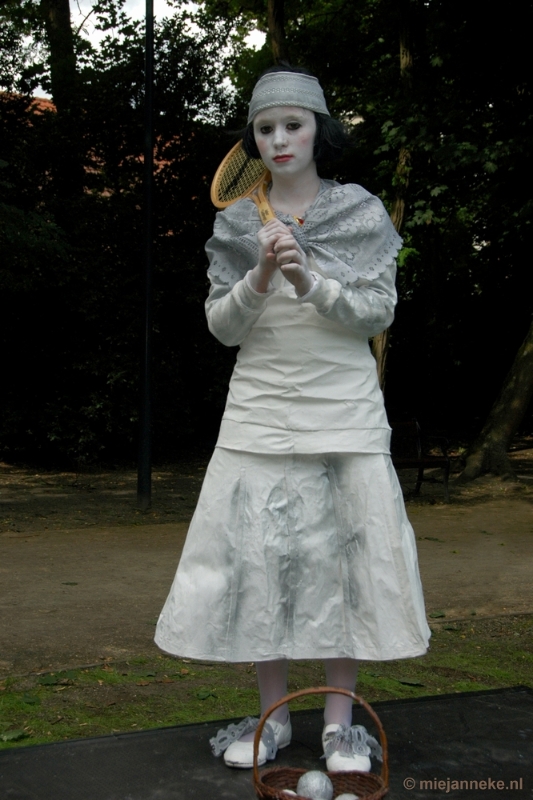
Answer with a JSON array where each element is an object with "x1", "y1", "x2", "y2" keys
[{"x1": 251, "y1": 180, "x2": 276, "y2": 224}]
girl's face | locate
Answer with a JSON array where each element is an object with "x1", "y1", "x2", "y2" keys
[{"x1": 253, "y1": 107, "x2": 316, "y2": 179}]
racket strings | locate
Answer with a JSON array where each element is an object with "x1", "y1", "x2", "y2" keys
[{"x1": 215, "y1": 147, "x2": 266, "y2": 204}]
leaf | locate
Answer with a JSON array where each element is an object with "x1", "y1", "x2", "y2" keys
[
  {"x1": 38, "y1": 675, "x2": 59, "y2": 685},
  {"x1": 397, "y1": 679, "x2": 425, "y2": 686},
  {"x1": 429, "y1": 185, "x2": 448, "y2": 197},
  {"x1": 197, "y1": 689, "x2": 217, "y2": 700},
  {"x1": 429, "y1": 611, "x2": 446, "y2": 618},
  {"x1": 136, "y1": 680, "x2": 150, "y2": 686},
  {"x1": 22, "y1": 694, "x2": 41, "y2": 705},
  {"x1": 1, "y1": 730, "x2": 28, "y2": 742},
  {"x1": 61, "y1": 582, "x2": 78, "y2": 585}
]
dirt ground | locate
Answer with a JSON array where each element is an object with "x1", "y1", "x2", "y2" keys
[{"x1": 1, "y1": 448, "x2": 532, "y2": 678}]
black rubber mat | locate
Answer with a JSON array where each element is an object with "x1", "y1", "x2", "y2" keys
[{"x1": 1, "y1": 687, "x2": 531, "y2": 800}]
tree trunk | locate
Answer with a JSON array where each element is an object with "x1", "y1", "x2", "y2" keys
[
  {"x1": 267, "y1": 0, "x2": 289, "y2": 63},
  {"x1": 372, "y1": 2, "x2": 413, "y2": 389},
  {"x1": 457, "y1": 318, "x2": 533, "y2": 482},
  {"x1": 40, "y1": 0, "x2": 78, "y2": 114},
  {"x1": 389, "y1": 146, "x2": 411, "y2": 232},
  {"x1": 40, "y1": 0, "x2": 83, "y2": 199}
]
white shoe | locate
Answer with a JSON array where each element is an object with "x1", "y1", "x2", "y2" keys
[
  {"x1": 211, "y1": 715, "x2": 291, "y2": 769},
  {"x1": 322, "y1": 724, "x2": 381, "y2": 773}
]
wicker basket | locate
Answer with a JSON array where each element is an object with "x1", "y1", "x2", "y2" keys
[{"x1": 252, "y1": 686, "x2": 389, "y2": 800}]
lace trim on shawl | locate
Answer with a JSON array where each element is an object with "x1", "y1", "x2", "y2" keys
[
  {"x1": 209, "y1": 716, "x2": 277, "y2": 759},
  {"x1": 206, "y1": 182, "x2": 402, "y2": 290},
  {"x1": 322, "y1": 724, "x2": 383, "y2": 762}
]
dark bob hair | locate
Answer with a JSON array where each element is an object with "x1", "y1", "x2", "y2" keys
[{"x1": 242, "y1": 64, "x2": 349, "y2": 164}]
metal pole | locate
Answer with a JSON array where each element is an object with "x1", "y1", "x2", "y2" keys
[{"x1": 137, "y1": 0, "x2": 154, "y2": 509}]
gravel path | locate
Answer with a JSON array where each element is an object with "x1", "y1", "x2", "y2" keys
[{"x1": 1, "y1": 457, "x2": 532, "y2": 676}]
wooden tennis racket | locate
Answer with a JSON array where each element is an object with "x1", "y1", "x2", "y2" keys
[{"x1": 210, "y1": 140, "x2": 275, "y2": 224}]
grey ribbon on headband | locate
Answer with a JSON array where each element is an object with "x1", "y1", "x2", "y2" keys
[{"x1": 247, "y1": 72, "x2": 330, "y2": 123}]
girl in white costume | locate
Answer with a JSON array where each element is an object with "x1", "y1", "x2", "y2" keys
[{"x1": 155, "y1": 66, "x2": 430, "y2": 771}]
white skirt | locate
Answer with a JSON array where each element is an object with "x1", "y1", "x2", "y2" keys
[{"x1": 155, "y1": 448, "x2": 431, "y2": 662}]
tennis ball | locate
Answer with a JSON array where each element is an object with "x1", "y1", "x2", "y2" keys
[{"x1": 296, "y1": 771, "x2": 334, "y2": 800}]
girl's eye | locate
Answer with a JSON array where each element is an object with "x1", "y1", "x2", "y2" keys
[
  {"x1": 259, "y1": 126, "x2": 272, "y2": 135},
  {"x1": 287, "y1": 122, "x2": 301, "y2": 131}
]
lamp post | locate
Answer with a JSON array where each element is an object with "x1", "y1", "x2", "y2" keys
[{"x1": 137, "y1": 0, "x2": 154, "y2": 510}]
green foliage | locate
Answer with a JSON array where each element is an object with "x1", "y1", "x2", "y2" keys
[
  {"x1": 205, "y1": 0, "x2": 533, "y2": 432},
  {"x1": 0, "y1": 3, "x2": 238, "y2": 464},
  {"x1": 0, "y1": 0, "x2": 532, "y2": 462}
]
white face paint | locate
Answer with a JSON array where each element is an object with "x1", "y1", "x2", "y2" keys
[{"x1": 253, "y1": 106, "x2": 317, "y2": 181}]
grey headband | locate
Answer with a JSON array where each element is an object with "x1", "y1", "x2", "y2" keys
[{"x1": 247, "y1": 72, "x2": 330, "y2": 124}]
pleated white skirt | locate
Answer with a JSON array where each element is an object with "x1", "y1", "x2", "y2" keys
[{"x1": 155, "y1": 448, "x2": 430, "y2": 662}]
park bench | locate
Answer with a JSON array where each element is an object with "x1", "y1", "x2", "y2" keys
[{"x1": 391, "y1": 419, "x2": 450, "y2": 502}]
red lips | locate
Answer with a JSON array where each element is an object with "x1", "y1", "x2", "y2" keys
[{"x1": 273, "y1": 155, "x2": 293, "y2": 162}]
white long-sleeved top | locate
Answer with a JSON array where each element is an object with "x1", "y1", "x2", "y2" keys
[{"x1": 205, "y1": 257, "x2": 396, "y2": 455}]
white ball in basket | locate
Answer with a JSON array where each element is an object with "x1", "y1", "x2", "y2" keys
[
  {"x1": 335, "y1": 794, "x2": 359, "y2": 800},
  {"x1": 282, "y1": 792, "x2": 297, "y2": 797},
  {"x1": 296, "y1": 771, "x2": 334, "y2": 800}
]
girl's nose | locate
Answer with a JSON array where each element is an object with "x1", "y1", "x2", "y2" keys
[{"x1": 272, "y1": 124, "x2": 288, "y2": 148}]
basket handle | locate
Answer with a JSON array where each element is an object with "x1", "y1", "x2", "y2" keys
[{"x1": 252, "y1": 686, "x2": 389, "y2": 787}]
